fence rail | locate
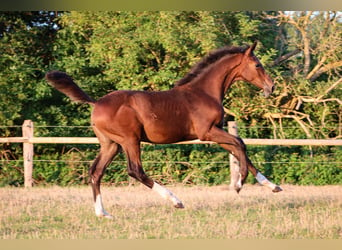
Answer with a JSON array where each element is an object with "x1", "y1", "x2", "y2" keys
[
  {"x1": 1, "y1": 120, "x2": 341, "y2": 187},
  {"x1": 1, "y1": 137, "x2": 341, "y2": 146}
]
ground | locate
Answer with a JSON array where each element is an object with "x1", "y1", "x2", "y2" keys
[{"x1": 0, "y1": 184, "x2": 341, "y2": 239}]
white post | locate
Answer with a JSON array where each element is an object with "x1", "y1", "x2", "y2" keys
[
  {"x1": 228, "y1": 121, "x2": 240, "y2": 191},
  {"x1": 22, "y1": 120, "x2": 34, "y2": 187}
]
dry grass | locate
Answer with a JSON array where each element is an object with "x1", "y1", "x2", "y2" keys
[{"x1": 0, "y1": 184, "x2": 341, "y2": 239}]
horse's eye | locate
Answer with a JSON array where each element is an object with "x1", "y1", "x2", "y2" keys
[{"x1": 256, "y1": 63, "x2": 262, "y2": 68}]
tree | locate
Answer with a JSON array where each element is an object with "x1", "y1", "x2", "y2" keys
[
  {"x1": 0, "y1": 11, "x2": 59, "y2": 131},
  {"x1": 1, "y1": 11, "x2": 341, "y2": 186},
  {"x1": 263, "y1": 11, "x2": 341, "y2": 139},
  {"x1": 50, "y1": 11, "x2": 220, "y2": 92}
]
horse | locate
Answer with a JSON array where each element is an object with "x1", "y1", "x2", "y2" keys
[{"x1": 46, "y1": 42, "x2": 282, "y2": 219}]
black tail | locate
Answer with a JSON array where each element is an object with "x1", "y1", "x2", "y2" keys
[{"x1": 45, "y1": 71, "x2": 95, "y2": 104}]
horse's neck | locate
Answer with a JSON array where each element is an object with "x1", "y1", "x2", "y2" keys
[{"x1": 189, "y1": 54, "x2": 241, "y2": 102}]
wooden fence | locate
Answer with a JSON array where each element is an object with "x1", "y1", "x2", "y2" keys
[{"x1": 1, "y1": 120, "x2": 341, "y2": 187}]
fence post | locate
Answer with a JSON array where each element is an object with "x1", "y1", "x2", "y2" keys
[
  {"x1": 228, "y1": 121, "x2": 240, "y2": 191},
  {"x1": 22, "y1": 120, "x2": 34, "y2": 187}
]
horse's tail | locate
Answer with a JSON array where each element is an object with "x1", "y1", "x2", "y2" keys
[{"x1": 45, "y1": 71, "x2": 96, "y2": 105}]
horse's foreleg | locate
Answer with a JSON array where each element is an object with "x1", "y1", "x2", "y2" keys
[
  {"x1": 89, "y1": 142, "x2": 121, "y2": 218},
  {"x1": 206, "y1": 127, "x2": 282, "y2": 193},
  {"x1": 247, "y1": 165, "x2": 283, "y2": 192},
  {"x1": 228, "y1": 150, "x2": 282, "y2": 192},
  {"x1": 123, "y1": 143, "x2": 184, "y2": 208},
  {"x1": 217, "y1": 140, "x2": 249, "y2": 192},
  {"x1": 204, "y1": 127, "x2": 249, "y2": 190}
]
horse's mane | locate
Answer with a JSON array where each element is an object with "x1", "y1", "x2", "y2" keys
[{"x1": 175, "y1": 45, "x2": 248, "y2": 86}]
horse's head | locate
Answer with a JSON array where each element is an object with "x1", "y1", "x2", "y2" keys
[{"x1": 235, "y1": 42, "x2": 275, "y2": 98}]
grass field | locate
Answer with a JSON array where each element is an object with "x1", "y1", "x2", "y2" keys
[{"x1": 0, "y1": 184, "x2": 341, "y2": 239}]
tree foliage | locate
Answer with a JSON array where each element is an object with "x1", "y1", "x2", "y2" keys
[{"x1": 0, "y1": 11, "x2": 341, "y2": 186}]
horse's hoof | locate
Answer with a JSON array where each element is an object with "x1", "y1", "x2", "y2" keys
[
  {"x1": 96, "y1": 213, "x2": 113, "y2": 219},
  {"x1": 272, "y1": 186, "x2": 283, "y2": 193},
  {"x1": 104, "y1": 214, "x2": 114, "y2": 219},
  {"x1": 174, "y1": 202, "x2": 185, "y2": 209},
  {"x1": 235, "y1": 187, "x2": 242, "y2": 194},
  {"x1": 230, "y1": 184, "x2": 241, "y2": 193}
]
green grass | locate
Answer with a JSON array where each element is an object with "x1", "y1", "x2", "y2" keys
[{"x1": 0, "y1": 184, "x2": 341, "y2": 239}]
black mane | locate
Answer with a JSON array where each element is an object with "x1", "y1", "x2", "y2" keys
[{"x1": 175, "y1": 45, "x2": 248, "y2": 86}]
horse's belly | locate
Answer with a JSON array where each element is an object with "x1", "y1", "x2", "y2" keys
[{"x1": 142, "y1": 123, "x2": 195, "y2": 144}]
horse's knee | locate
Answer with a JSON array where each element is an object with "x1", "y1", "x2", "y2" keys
[{"x1": 233, "y1": 137, "x2": 246, "y2": 151}]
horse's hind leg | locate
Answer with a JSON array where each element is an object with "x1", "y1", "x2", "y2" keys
[
  {"x1": 122, "y1": 141, "x2": 184, "y2": 208},
  {"x1": 89, "y1": 141, "x2": 121, "y2": 218}
]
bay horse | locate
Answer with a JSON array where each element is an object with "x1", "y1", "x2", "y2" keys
[{"x1": 46, "y1": 42, "x2": 282, "y2": 218}]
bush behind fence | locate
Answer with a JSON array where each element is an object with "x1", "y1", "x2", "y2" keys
[{"x1": 1, "y1": 143, "x2": 341, "y2": 187}]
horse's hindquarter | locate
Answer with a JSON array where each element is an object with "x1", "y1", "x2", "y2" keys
[{"x1": 91, "y1": 91, "x2": 142, "y2": 144}]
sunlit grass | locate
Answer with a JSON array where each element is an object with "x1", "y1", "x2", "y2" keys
[{"x1": 1, "y1": 184, "x2": 341, "y2": 239}]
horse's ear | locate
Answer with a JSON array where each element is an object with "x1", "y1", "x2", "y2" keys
[
  {"x1": 250, "y1": 41, "x2": 257, "y2": 52},
  {"x1": 244, "y1": 41, "x2": 258, "y2": 57}
]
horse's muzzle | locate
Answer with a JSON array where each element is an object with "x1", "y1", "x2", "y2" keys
[{"x1": 263, "y1": 84, "x2": 275, "y2": 98}]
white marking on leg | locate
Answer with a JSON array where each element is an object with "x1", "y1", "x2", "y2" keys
[
  {"x1": 95, "y1": 195, "x2": 113, "y2": 219},
  {"x1": 256, "y1": 172, "x2": 277, "y2": 190},
  {"x1": 152, "y1": 182, "x2": 184, "y2": 208}
]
